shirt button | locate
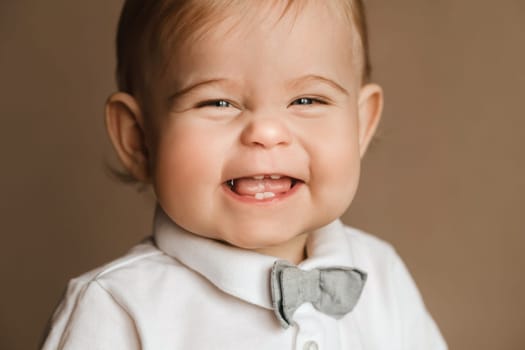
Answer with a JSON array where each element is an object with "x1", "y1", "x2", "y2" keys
[{"x1": 303, "y1": 340, "x2": 319, "y2": 350}]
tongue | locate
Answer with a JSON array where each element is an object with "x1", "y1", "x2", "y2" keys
[{"x1": 232, "y1": 177, "x2": 293, "y2": 196}]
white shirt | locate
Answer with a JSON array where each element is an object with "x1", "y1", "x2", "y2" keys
[{"x1": 42, "y1": 207, "x2": 447, "y2": 349}]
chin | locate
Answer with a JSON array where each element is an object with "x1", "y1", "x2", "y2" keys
[{"x1": 217, "y1": 221, "x2": 305, "y2": 250}]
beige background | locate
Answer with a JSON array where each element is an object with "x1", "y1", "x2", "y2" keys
[{"x1": 1, "y1": 1, "x2": 524, "y2": 349}]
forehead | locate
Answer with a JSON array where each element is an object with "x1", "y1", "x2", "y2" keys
[
  {"x1": 158, "y1": 1, "x2": 355, "y2": 49},
  {"x1": 158, "y1": 1, "x2": 360, "y2": 91}
]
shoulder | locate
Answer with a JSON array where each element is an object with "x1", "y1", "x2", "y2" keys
[
  {"x1": 340, "y1": 224, "x2": 448, "y2": 349},
  {"x1": 66, "y1": 239, "x2": 167, "y2": 289},
  {"x1": 63, "y1": 238, "x2": 192, "y2": 304},
  {"x1": 42, "y1": 239, "x2": 167, "y2": 349},
  {"x1": 60, "y1": 237, "x2": 209, "y2": 318},
  {"x1": 52, "y1": 239, "x2": 172, "y2": 311},
  {"x1": 52, "y1": 237, "x2": 194, "y2": 322}
]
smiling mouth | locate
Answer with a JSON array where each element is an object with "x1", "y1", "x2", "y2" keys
[{"x1": 225, "y1": 175, "x2": 300, "y2": 200}]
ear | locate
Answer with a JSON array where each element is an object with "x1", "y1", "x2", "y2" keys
[
  {"x1": 357, "y1": 83, "x2": 384, "y2": 157},
  {"x1": 105, "y1": 92, "x2": 151, "y2": 182}
]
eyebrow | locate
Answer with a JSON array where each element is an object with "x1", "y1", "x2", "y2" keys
[
  {"x1": 286, "y1": 74, "x2": 349, "y2": 95},
  {"x1": 168, "y1": 74, "x2": 349, "y2": 101},
  {"x1": 168, "y1": 78, "x2": 229, "y2": 101}
]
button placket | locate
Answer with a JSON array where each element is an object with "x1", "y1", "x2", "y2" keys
[{"x1": 293, "y1": 304, "x2": 324, "y2": 350}]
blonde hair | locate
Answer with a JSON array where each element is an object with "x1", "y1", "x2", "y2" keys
[{"x1": 115, "y1": 0, "x2": 371, "y2": 110}]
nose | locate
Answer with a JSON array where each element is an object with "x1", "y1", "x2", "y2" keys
[{"x1": 240, "y1": 114, "x2": 292, "y2": 148}]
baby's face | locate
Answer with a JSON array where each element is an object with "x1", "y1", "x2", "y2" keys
[{"x1": 148, "y1": 2, "x2": 379, "y2": 259}]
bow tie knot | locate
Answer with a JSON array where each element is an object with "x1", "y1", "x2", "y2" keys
[{"x1": 271, "y1": 261, "x2": 367, "y2": 328}]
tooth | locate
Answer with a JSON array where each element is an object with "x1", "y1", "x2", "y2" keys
[
  {"x1": 254, "y1": 192, "x2": 276, "y2": 200},
  {"x1": 253, "y1": 175, "x2": 264, "y2": 180},
  {"x1": 270, "y1": 175, "x2": 281, "y2": 180}
]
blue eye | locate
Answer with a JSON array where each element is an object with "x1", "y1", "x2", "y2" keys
[
  {"x1": 291, "y1": 97, "x2": 324, "y2": 106},
  {"x1": 214, "y1": 100, "x2": 231, "y2": 108},
  {"x1": 198, "y1": 100, "x2": 232, "y2": 108},
  {"x1": 294, "y1": 98, "x2": 313, "y2": 105}
]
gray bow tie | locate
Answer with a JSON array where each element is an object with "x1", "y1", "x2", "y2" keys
[{"x1": 270, "y1": 260, "x2": 367, "y2": 328}]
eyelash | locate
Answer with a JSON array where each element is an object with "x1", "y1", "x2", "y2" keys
[
  {"x1": 290, "y1": 97, "x2": 326, "y2": 106},
  {"x1": 196, "y1": 97, "x2": 327, "y2": 109},
  {"x1": 197, "y1": 100, "x2": 232, "y2": 108}
]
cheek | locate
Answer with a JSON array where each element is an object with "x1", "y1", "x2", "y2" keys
[
  {"x1": 308, "y1": 113, "x2": 361, "y2": 205},
  {"x1": 318, "y1": 148, "x2": 361, "y2": 218},
  {"x1": 310, "y1": 110, "x2": 360, "y2": 167},
  {"x1": 319, "y1": 144, "x2": 361, "y2": 200},
  {"x1": 152, "y1": 126, "x2": 223, "y2": 202},
  {"x1": 151, "y1": 127, "x2": 225, "y2": 236}
]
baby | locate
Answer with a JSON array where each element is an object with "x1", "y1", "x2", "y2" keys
[{"x1": 42, "y1": 0, "x2": 447, "y2": 349}]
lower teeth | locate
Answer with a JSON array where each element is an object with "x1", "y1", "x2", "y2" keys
[
  {"x1": 226, "y1": 177, "x2": 299, "y2": 197},
  {"x1": 255, "y1": 192, "x2": 276, "y2": 200}
]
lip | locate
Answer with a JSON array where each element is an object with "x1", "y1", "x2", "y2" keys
[{"x1": 221, "y1": 179, "x2": 303, "y2": 205}]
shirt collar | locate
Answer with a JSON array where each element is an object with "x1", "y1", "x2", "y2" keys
[{"x1": 153, "y1": 205, "x2": 355, "y2": 310}]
